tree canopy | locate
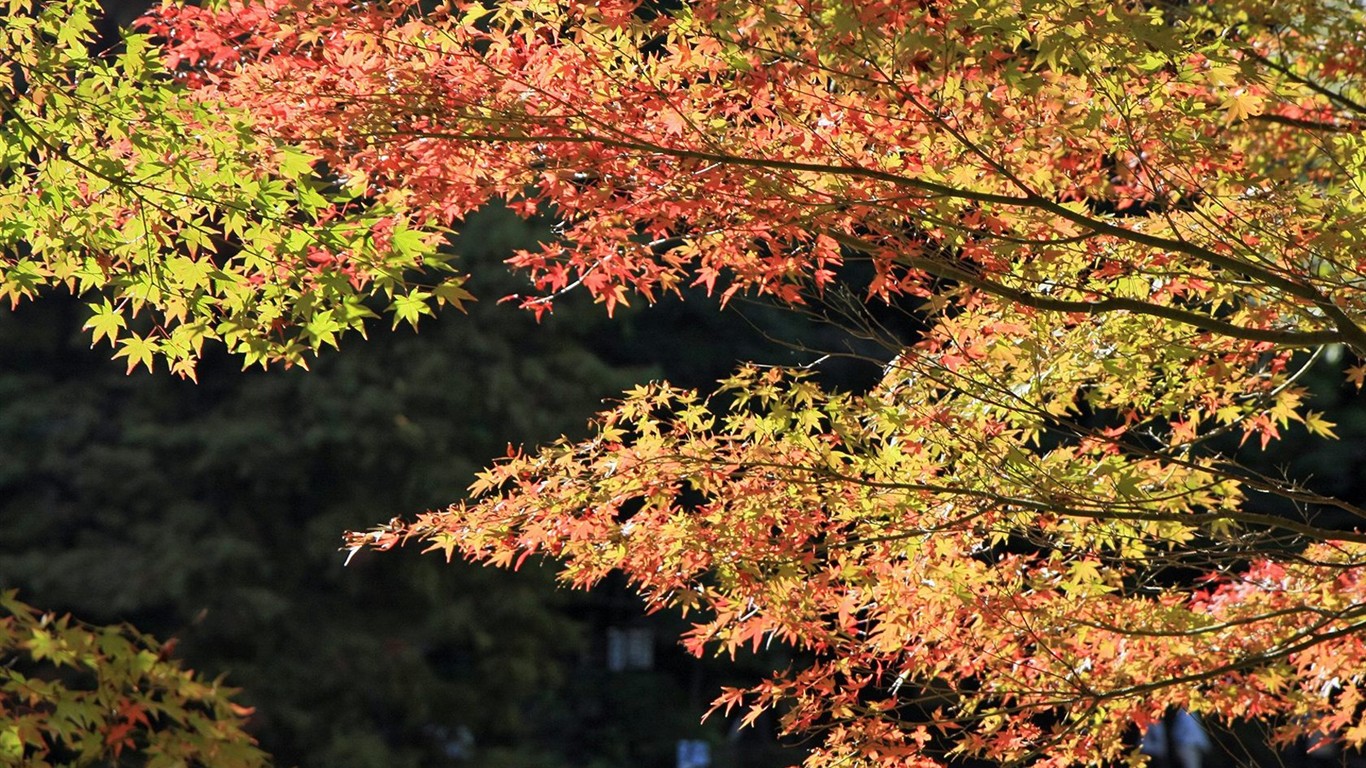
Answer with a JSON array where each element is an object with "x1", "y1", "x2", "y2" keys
[{"x1": 9, "y1": 0, "x2": 1366, "y2": 765}]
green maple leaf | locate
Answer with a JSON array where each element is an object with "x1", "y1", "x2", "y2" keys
[{"x1": 82, "y1": 300, "x2": 126, "y2": 347}]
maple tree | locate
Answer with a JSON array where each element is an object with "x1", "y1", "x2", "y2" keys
[
  {"x1": 10, "y1": 0, "x2": 1366, "y2": 765},
  {"x1": 0, "y1": 590, "x2": 264, "y2": 767}
]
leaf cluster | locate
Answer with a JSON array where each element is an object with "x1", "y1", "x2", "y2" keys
[
  {"x1": 0, "y1": 590, "x2": 265, "y2": 768},
  {"x1": 1, "y1": 0, "x2": 469, "y2": 377}
]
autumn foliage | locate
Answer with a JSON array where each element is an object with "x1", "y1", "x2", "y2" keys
[
  {"x1": 9, "y1": 0, "x2": 1366, "y2": 764},
  {"x1": 0, "y1": 591, "x2": 264, "y2": 767}
]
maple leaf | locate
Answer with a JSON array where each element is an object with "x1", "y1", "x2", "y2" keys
[
  {"x1": 82, "y1": 301, "x2": 127, "y2": 347},
  {"x1": 1347, "y1": 364, "x2": 1366, "y2": 389},
  {"x1": 1222, "y1": 90, "x2": 1266, "y2": 123}
]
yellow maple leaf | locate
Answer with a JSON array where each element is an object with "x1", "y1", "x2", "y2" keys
[{"x1": 1222, "y1": 90, "x2": 1265, "y2": 123}]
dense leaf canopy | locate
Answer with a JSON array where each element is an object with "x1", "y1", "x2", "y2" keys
[{"x1": 9, "y1": 0, "x2": 1366, "y2": 765}]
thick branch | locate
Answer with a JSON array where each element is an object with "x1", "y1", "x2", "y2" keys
[{"x1": 823, "y1": 229, "x2": 1345, "y2": 348}]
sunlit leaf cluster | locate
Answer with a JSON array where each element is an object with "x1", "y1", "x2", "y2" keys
[
  {"x1": 0, "y1": 591, "x2": 265, "y2": 767},
  {"x1": 0, "y1": 0, "x2": 471, "y2": 376}
]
